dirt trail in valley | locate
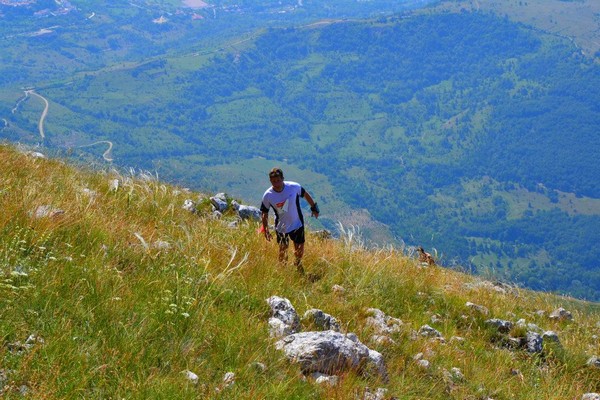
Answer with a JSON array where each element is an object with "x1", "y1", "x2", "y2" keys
[
  {"x1": 12, "y1": 90, "x2": 114, "y2": 161},
  {"x1": 76, "y1": 141, "x2": 114, "y2": 162},
  {"x1": 24, "y1": 90, "x2": 49, "y2": 141}
]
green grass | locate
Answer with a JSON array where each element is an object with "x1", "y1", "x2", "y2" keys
[{"x1": 1, "y1": 144, "x2": 600, "y2": 398}]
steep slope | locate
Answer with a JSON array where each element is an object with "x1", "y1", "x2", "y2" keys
[
  {"x1": 1, "y1": 144, "x2": 599, "y2": 399},
  {"x1": 2, "y1": 2, "x2": 600, "y2": 299}
]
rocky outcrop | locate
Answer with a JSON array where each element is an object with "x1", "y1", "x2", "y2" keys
[
  {"x1": 485, "y1": 319, "x2": 514, "y2": 334},
  {"x1": 182, "y1": 199, "x2": 197, "y2": 213},
  {"x1": 303, "y1": 309, "x2": 341, "y2": 332},
  {"x1": 366, "y1": 308, "x2": 403, "y2": 335},
  {"x1": 266, "y1": 296, "x2": 300, "y2": 338},
  {"x1": 275, "y1": 330, "x2": 387, "y2": 381},
  {"x1": 549, "y1": 307, "x2": 573, "y2": 322},
  {"x1": 268, "y1": 296, "x2": 387, "y2": 381},
  {"x1": 466, "y1": 301, "x2": 489, "y2": 315},
  {"x1": 231, "y1": 200, "x2": 261, "y2": 221},
  {"x1": 210, "y1": 193, "x2": 228, "y2": 212}
]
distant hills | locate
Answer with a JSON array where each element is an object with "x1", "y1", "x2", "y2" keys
[{"x1": 1, "y1": 0, "x2": 599, "y2": 299}]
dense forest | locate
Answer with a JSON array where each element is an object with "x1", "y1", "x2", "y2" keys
[{"x1": 1, "y1": 4, "x2": 599, "y2": 299}]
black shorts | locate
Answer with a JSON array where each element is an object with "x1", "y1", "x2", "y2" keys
[{"x1": 276, "y1": 226, "x2": 305, "y2": 245}]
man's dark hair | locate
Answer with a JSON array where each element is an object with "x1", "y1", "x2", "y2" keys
[{"x1": 269, "y1": 168, "x2": 284, "y2": 179}]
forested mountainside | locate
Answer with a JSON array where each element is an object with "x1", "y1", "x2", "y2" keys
[{"x1": 1, "y1": 1, "x2": 599, "y2": 299}]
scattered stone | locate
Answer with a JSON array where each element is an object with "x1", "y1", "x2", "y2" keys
[
  {"x1": 587, "y1": 356, "x2": 600, "y2": 368},
  {"x1": 418, "y1": 324, "x2": 442, "y2": 338},
  {"x1": 542, "y1": 331, "x2": 560, "y2": 344},
  {"x1": 266, "y1": 296, "x2": 300, "y2": 338},
  {"x1": 210, "y1": 194, "x2": 228, "y2": 212},
  {"x1": 26, "y1": 151, "x2": 46, "y2": 158},
  {"x1": 213, "y1": 192, "x2": 227, "y2": 201},
  {"x1": 450, "y1": 367, "x2": 465, "y2": 381},
  {"x1": 332, "y1": 285, "x2": 346, "y2": 295},
  {"x1": 583, "y1": 394, "x2": 600, "y2": 400},
  {"x1": 228, "y1": 220, "x2": 239, "y2": 229},
  {"x1": 212, "y1": 210, "x2": 223, "y2": 219},
  {"x1": 508, "y1": 336, "x2": 526, "y2": 349},
  {"x1": 365, "y1": 308, "x2": 403, "y2": 335},
  {"x1": 231, "y1": 200, "x2": 261, "y2": 221},
  {"x1": 416, "y1": 359, "x2": 430, "y2": 369},
  {"x1": 525, "y1": 332, "x2": 543, "y2": 353},
  {"x1": 466, "y1": 302, "x2": 489, "y2": 315},
  {"x1": 303, "y1": 309, "x2": 341, "y2": 332},
  {"x1": 32, "y1": 205, "x2": 65, "y2": 219},
  {"x1": 311, "y1": 372, "x2": 338, "y2": 387},
  {"x1": 222, "y1": 372, "x2": 235, "y2": 388},
  {"x1": 430, "y1": 314, "x2": 443, "y2": 324},
  {"x1": 275, "y1": 330, "x2": 387, "y2": 381},
  {"x1": 25, "y1": 334, "x2": 44, "y2": 346},
  {"x1": 444, "y1": 367, "x2": 465, "y2": 382},
  {"x1": 516, "y1": 319, "x2": 542, "y2": 333},
  {"x1": 408, "y1": 330, "x2": 419, "y2": 341},
  {"x1": 182, "y1": 199, "x2": 197, "y2": 213},
  {"x1": 371, "y1": 335, "x2": 396, "y2": 345},
  {"x1": 361, "y1": 387, "x2": 388, "y2": 400},
  {"x1": 485, "y1": 319, "x2": 514, "y2": 334},
  {"x1": 450, "y1": 336, "x2": 466, "y2": 344},
  {"x1": 183, "y1": 370, "x2": 199, "y2": 385},
  {"x1": 7, "y1": 334, "x2": 44, "y2": 354},
  {"x1": 549, "y1": 307, "x2": 573, "y2": 322},
  {"x1": 109, "y1": 179, "x2": 120, "y2": 191}
]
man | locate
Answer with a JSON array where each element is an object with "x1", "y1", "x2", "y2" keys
[{"x1": 260, "y1": 167, "x2": 319, "y2": 273}]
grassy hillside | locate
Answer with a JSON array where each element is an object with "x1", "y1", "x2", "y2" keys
[
  {"x1": 1, "y1": 144, "x2": 599, "y2": 399},
  {"x1": 2, "y1": 1, "x2": 600, "y2": 299}
]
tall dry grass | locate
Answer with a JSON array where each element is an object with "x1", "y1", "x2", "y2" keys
[{"x1": 1, "y1": 144, "x2": 599, "y2": 399}]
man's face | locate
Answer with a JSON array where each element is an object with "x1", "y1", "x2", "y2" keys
[{"x1": 270, "y1": 175, "x2": 284, "y2": 192}]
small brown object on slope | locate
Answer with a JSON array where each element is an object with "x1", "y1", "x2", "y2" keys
[{"x1": 417, "y1": 246, "x2": 436, "y2": 266}]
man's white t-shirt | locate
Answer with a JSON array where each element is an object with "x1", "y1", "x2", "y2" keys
[{"x1": 261, "y1": 181, "x2": 305, "y2": 234}]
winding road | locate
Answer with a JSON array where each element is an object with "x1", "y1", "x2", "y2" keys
[
  {"x1": 76, "y1": 140, "x2": 114, "y2": 162},
  {"x1": 11, "y1": 89, "x2": 114, "y2": 162},
  {"x1": 25, "y1": 89, "x2": 48, "y2": 141}
]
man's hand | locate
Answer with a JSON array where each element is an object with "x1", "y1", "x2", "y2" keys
[
  {"x1": 310, "y1": 203, "x2": 320, "y2": 218},
  {"x1": 264, "y1": 228, "x2": 272, "y2": 241}
]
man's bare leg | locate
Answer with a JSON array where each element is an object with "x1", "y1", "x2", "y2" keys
[
  {"x1": 294, "y1": 242, "x2": 304, "y2": 274},
  {"x1": 279, "y1": 242, "x2": 289, "y2": 265}
]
